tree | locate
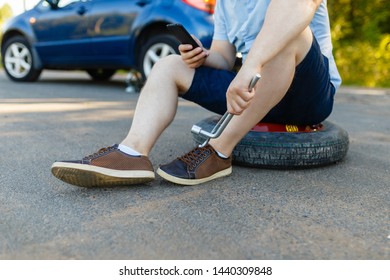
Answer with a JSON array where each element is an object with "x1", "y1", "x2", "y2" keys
[
  {"x1": 0, "y1": 3, "x2": 13, "y2": 27},
  {"x1": 0, "y1": 4, "x2": 13, "y2": 65},
  {"x1": 328, "y1": 0, "x2": 390, "y2": 87},
  {"x1": 0, "y1": 3, "x2": 13, "y2": 48}
]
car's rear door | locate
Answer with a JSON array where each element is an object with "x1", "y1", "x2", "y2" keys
[
  {"x1": 33, "y1": 0, "x2": 93, "y2": 66},
  {"x1": 87, "y1": 0, "x2": 150, "y2": 66}
]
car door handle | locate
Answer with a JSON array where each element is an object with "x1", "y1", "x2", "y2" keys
[
  {"x1": 136, "y1": 0, "x2": 151, "y2": 7},
  {"x1": 77, "y1": 5, "x2": 87, "y2": 15}
]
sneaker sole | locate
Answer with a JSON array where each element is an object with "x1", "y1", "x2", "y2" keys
[
  {"x1": 51, "y1": 162, "x2": 155, "y2": 188},
  {"x1": 156, "y1": 167, "x2": 232, "y2": 186}
]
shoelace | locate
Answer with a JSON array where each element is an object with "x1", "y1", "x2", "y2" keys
[
  {"x1": 179, "y1": 145, "x2": 213, "y2": 170},
  {"x1": 83, "y1": 145, "x2": 116, "y2": 160}
]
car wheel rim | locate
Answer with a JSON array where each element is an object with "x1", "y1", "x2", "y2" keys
[
  {"x1": 4, "y1": 42, "x2": 32, "y2": 78},
  {"x1": 143, "y1": 43, "x2": 176, "y2": 77}
]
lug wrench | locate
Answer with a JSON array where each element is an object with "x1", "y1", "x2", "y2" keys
[{"x1": 192, "y1": 73, "x2": 261, "y2": 147}]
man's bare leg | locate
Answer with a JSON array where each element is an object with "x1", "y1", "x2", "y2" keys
[
  {"x1": 209, "y1": 27, "x2": 314, "y2": 157},
  {"x1": 51, "y1": 55, "x2": 197, "y2": 187},
  {"x1": 121, "y1": 55, "x2": 195, "y2": 156}
]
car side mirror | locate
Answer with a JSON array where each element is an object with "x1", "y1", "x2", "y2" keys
[{"x1": 45, "y1": 0, "x2": 60, "y2": 9}]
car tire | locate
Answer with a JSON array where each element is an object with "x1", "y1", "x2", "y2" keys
[
  {"x1": 86, "y1": 69, "x2": 116, "y2": 81},
  {"x1": 138, "y1": 34, "x2": 179, "y2": 79},
  {"x1": 1, "y1": 36, "x2": 42, "y2": 82},
  {"x1": 192, "y1": 115, "x2": 349, "y2": 169}
]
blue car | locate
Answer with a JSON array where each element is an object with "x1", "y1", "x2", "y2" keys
[{"x1": 1, "y1": 0, "x2": 215, "y2": 82}]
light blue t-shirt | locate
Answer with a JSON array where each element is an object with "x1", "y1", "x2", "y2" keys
[{"x1": 213, "y1": 0, "x2": 341, "y2": 89}]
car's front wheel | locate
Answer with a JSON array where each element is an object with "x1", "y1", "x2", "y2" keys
[
  {"x1": 1, "y1": 36, "x2": 42, "y2": 82},
  {"x1": 138, "y1": 34, "x2": 179, "y2": 79}
]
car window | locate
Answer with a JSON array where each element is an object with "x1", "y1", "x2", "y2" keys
[
  {"x1": 36, "y1": 1, "x2": 51, "y2": 11},
  {"x1": 57, "y1": 0, "x2": 85, "y2": 8}
]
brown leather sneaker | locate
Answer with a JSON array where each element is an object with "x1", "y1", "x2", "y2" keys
[
  {"x1": 51, "y1": 144, "x2": 155, "y2": 188},
  {"x1": 157, "y1": 144, "x2": 232, "y2": 186}
]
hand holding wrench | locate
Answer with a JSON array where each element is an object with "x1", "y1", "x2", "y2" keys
[{"x1": 191, "y1": 73, "x2": 261, "y2": 147}]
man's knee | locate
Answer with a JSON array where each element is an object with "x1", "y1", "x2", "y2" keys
[
  {"x1": 151, "y1": 54, "x2": 182, "y2": 74},
  {"x1": 150, "y1": 54, "x2": 195, "y2": 92}
]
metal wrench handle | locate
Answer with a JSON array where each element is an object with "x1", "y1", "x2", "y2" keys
[{"x1": 192, "y1": 73, "x2": 261, "y2": 147}]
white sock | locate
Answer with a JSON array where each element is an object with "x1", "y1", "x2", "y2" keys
[
  {"x1": 118, "y1": 144, "x2": 142, "y2": 156},
  {"x1": 215, "y1": 150, "x2": 228, "y2": 159}
]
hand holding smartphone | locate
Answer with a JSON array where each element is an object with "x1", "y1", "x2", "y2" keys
[{"x1": 166, "y1": 23, "x2": 200, "y2": 49}]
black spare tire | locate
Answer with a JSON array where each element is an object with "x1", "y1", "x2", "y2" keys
[{"x1": 192, "y1": 116, "x2": 349, "y2": 169}]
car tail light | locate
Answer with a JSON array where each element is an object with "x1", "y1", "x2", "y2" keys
[{"x1": 182, "y1": 0, "x2": 216, "y2": 14}]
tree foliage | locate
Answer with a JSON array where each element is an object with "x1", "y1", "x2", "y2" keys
[
  {"x1": 328, "y1": 0, "x2": 390, "y2": 87},
  {"x1": 0, "y1": 3, "x2": 12, "y2": 27},
  {"x1": 0, "y1": 3, "x2": 13, "y2": 44}
]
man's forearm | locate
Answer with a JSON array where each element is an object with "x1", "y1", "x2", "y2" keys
[
  {"x1": 202, "y1": 51, "x2": 233, "y2": 70},
  {"x1": 202, "y1": 40, "x2": 237, "y2": 70}
]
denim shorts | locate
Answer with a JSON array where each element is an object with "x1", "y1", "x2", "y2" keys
[{"x1": 182, "y1": 36, "x2": 335, "y2": 125}]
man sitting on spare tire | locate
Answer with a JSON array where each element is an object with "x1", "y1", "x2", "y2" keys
[{"x1": 51, "y1": 0, "x2": 342, "y2": 188}]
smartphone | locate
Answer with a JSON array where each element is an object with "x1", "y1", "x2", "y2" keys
[{"x1": 166, "y1": 23, "x2": 200, "y2": 49}]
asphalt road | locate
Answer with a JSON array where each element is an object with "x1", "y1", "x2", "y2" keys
[{"x1": 0, "y1": 70, "x2": 389, "y2": 260}]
